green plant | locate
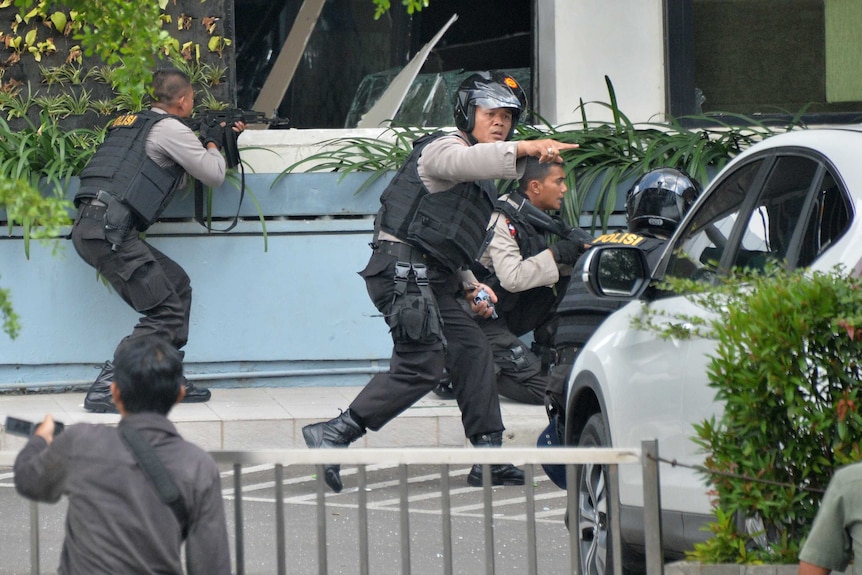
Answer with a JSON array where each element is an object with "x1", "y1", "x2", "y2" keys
[
  {"x1": 89, "y1": 65, "x2": 120, "y2": 86},
  {"x1": 38, "y1": 64, "x2": 66, "y2": 85},
  {"x1": 32, "y1": 92, "x2": 68, "y2": 119},
  {"x1": 89, "y1": 97, "x2": 117, "y2": 116},
  {"x1": 200, "y1": 62, "x2": 227, "y2": 86},
  {"x1": 0, "y1": 275, "x2": 20, "y2": 339},
  {"x1": 0, "y1": 83, "x2": 36, "y2": 119},
  {"x1": 644, "y1": 264, "x2": 862, "y2": 563},
  {"x1": 276, "y1": 77, "x2": 800, "y2": 231},
  {"x1": 275, "y1": 125, "x2": 432, "y2": 195},
  {"x1": 59, "y1": 64, "x2": 94, "y2": 85},
  {"x1": 112, "y1": 90, "x2": 145, "y2": 114},
  {"x1": 0, "y1": 112, "x2": 98, "y2": 255}
]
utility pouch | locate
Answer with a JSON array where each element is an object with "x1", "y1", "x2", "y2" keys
[
  {"x1": 388, "y1": 261, "x2": 443, "y2": 345},
  {"x1": 98, "y1": 190, "x2": 133, "y2": 251}
]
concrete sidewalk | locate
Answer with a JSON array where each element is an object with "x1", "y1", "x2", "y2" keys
[{"x1": 0, "y1": 386, "x2": 549, "y2": 453}]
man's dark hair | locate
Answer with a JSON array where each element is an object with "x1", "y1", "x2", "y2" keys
[
  {"x1": 113, "y1": 337, "x2": 184, "y2": 415},
  {"x1": 152, "y1": 69, "x2": 192, "y2": 104},
  {"x1": 519, "y1": 156, "x2": 566, "y2": 191}
]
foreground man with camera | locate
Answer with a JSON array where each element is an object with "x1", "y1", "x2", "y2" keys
[
  {"x1": 14, "y1": 336, "x2": 231, "y2": 574},
  {"x1": 302, "y1": 70, "x2": 577, "y2": 492}
]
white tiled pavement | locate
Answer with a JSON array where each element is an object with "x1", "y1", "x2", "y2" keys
[{"x1": 0, "y1": 386, "x2": 549, "y2": 453}]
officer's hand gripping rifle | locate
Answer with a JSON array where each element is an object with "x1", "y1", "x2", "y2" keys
[
  {"x1": 188, "y1": 109, "x2": 290, "y2": 169},
  {"x1": 186, "y1": 109, "x2": 289, "y2": 233}
]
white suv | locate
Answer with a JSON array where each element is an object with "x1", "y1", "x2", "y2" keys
[{"x1": 565, "y1": 126, "x2": 862, "y2": 575}]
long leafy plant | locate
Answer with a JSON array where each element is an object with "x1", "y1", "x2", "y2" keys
[{"x1": 277, "y1": 77, "x2": 802, "y2": 233}]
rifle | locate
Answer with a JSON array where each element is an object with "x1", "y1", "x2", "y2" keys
[
  {"x1": 511, "y1": 196, "x2": 594, "y2": 246},
  {"x1": 185, "y1": 109, "x2": 288, "y2": 233},
  {"x1": 185, "y1": 109, "x2": 290, "y2": 169}
]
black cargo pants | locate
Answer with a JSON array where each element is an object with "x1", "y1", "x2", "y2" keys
[
  {"x1": 71, "y1": 201, "x2": 192, "y2": 352},
  {"x1": 349, "y1": 247, "x2": 504, "y2": 438}
]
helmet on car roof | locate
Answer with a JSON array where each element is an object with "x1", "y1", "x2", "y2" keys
[
  {"x1": 626, "y1": 167, "x2": 702, "y2": 236},
  {"x1": 454, "y1": 71, "x2": 527, "y2": 142}
]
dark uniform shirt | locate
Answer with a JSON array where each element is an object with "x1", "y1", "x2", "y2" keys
[{"x1": 14, "y1": 413, "x2": 230, "y2": 575}]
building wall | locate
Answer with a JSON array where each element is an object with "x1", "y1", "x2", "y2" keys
[
  {"x1": 537, "y1": 0, "x2": 666, "y2": 125},
  {"x1": 0, "y1": 159, "x2": 394, "y2": 391}
]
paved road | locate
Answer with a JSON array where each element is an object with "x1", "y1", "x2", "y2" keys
[{"x1": 2, "y1": 462, "x2": 574, "y2": 574}]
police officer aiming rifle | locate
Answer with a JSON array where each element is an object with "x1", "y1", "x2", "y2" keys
[{"x1": 71, "y1": 68, "x2": 246, "y2": 413}]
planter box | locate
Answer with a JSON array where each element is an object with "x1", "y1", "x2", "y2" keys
[{"x1": 667, "y1": 561, "x2": 845, "y2": 575}]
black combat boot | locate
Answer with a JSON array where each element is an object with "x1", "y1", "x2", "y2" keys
[
  {"x1": 181, "y1": 378, "x2": 211, "y2": 403},
  {"x1": 302, "y1": 410, "x2": 366, "y2": 493},
  {"x1": 83, "y1": 361, "x2": 118, "y2": 414},
  {"x1": 177, "y1": 350, "x2": 211, "y2": 403},
  {"x1": 467, "y1": 431, "x2": 526, "y2": 487},
  {"x1": 431, "y1": 369, "x2": 455, "y2": 400}
]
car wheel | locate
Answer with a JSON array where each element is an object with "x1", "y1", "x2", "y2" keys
[{"x1": 575, "y1": 413, "x2": 616, "y2": 575}]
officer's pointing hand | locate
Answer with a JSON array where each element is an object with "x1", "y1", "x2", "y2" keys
[{"x1": 517, "y1": 139, "x2": 579, "y2": 164}]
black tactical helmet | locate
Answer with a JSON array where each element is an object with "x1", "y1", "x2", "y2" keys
[
  {"x1": 454, "y1": 71, "x2": 527, "y2": 141},
  {"x1": 626, "y1": 167, "x2": 702, "y2": 236}
]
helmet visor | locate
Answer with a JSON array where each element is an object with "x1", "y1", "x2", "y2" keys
[
  {"x1": 467, "y1": 79, "x2": 524, "y2": 113},
  {"x1": 635, "y1": 188, "x2": 684, "y2": 221}
]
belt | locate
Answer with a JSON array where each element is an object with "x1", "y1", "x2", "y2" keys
[{"x1": 373, "y1": 240, "x2": 431, "y2": 264}]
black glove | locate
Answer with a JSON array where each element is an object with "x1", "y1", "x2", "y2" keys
[
  {"x1": 565, "y1": 225, "x2": 594, "y2": 247},
  {"x1": 199, "y1": 122, "x2": 225, "y2": 150},
  {"x1": 550, "y1": 239, "x2": 580, "y2": 264}
]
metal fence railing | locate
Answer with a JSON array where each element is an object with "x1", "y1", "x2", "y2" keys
[{"x1": 0, "y1": 441, "x2": 664, "y2": 575}]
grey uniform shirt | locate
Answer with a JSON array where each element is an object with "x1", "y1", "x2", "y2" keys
[
  {"x1": 378, "y1": 132, "x2": 525, "y2": 285},
  {"x1": 478, "y1": 193, "x2": 560, "y2": 293},
  {"x1": 799, "y1": 461, "x2": 862, "y2": 575},
  {"x1": 14, "y1": 412, "x2": 231, "y2": 575},
  {"x1": 146, "y1": 107, "x2": 226, "y2": 189}
]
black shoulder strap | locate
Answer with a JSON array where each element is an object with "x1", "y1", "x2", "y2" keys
[
  {"x1": 194, "y1": 129, "x2": 244, "y2": 233},
  {"x1": 119, "y1": 424, "x2": 190, "y2": 539}
]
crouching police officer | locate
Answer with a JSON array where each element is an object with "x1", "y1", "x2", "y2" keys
[
  {"x1": 471, "y1": 156, "x2": 590, "y2": 405},
  {"x1": 302, "y1": 71, "x2": 579, "y2": 492},
  {"x1": 71, "y1": 68, "x2": 245, "y2": 413},
  {"x1": 545, "y1": 168, "x2": 702, "y2": 427}
]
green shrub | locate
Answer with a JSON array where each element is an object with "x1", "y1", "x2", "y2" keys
[{"x1": 652, "y1": 265, "x2": 862, "y2": 563}]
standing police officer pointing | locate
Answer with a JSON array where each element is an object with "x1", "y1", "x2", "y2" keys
[
  {"x1": 302, "y1": 71, "x2": 578, "y2": 492},
  {"x1": 72, "y1": 69, "x2": 245, "y2": 413}
]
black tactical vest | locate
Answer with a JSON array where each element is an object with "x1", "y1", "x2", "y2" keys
[
  {"x1": 76, "y1": 110, "x2": 185, "y2": 230},
  {"x1": 378, "y1": 132, "x2": 497, "y2": 272},
  {"x1": 554, "y1": 231, "x2": 667, "y2": 346}
]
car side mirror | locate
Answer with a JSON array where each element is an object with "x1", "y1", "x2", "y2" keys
[{"x1": 582, "y1": 245, "x2": 651, "y2": 298}]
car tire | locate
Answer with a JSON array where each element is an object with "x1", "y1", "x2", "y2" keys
[{"x1": 574, "y1": 413, "x2": 636, "y2": 575}]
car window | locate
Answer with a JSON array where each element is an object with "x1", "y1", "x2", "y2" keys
[
  {"x1": 730, "y1": 156, "x2": 818, "y2": 271},
  {"x1": 664, "y1": 159, "x2": 764, "y2": 280},
  {"x1": 797, "y1": 170, "x2": 852, "y2": 268}
]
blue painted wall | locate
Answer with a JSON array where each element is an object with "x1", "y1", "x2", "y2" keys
[
  {"x1": 0, "y1": 167, "x2": 632, "y2": 392},
  {"x1": 0, "y1": 173, "x2": 395, "y2": 391}
]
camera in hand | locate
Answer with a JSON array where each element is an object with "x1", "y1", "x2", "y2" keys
[
  {"x1": 473, "y1": 288, "x2": 499, "y2": 319},
  {"x1": 5, "y1": 416, "x2": 65, "y2": 438}
]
